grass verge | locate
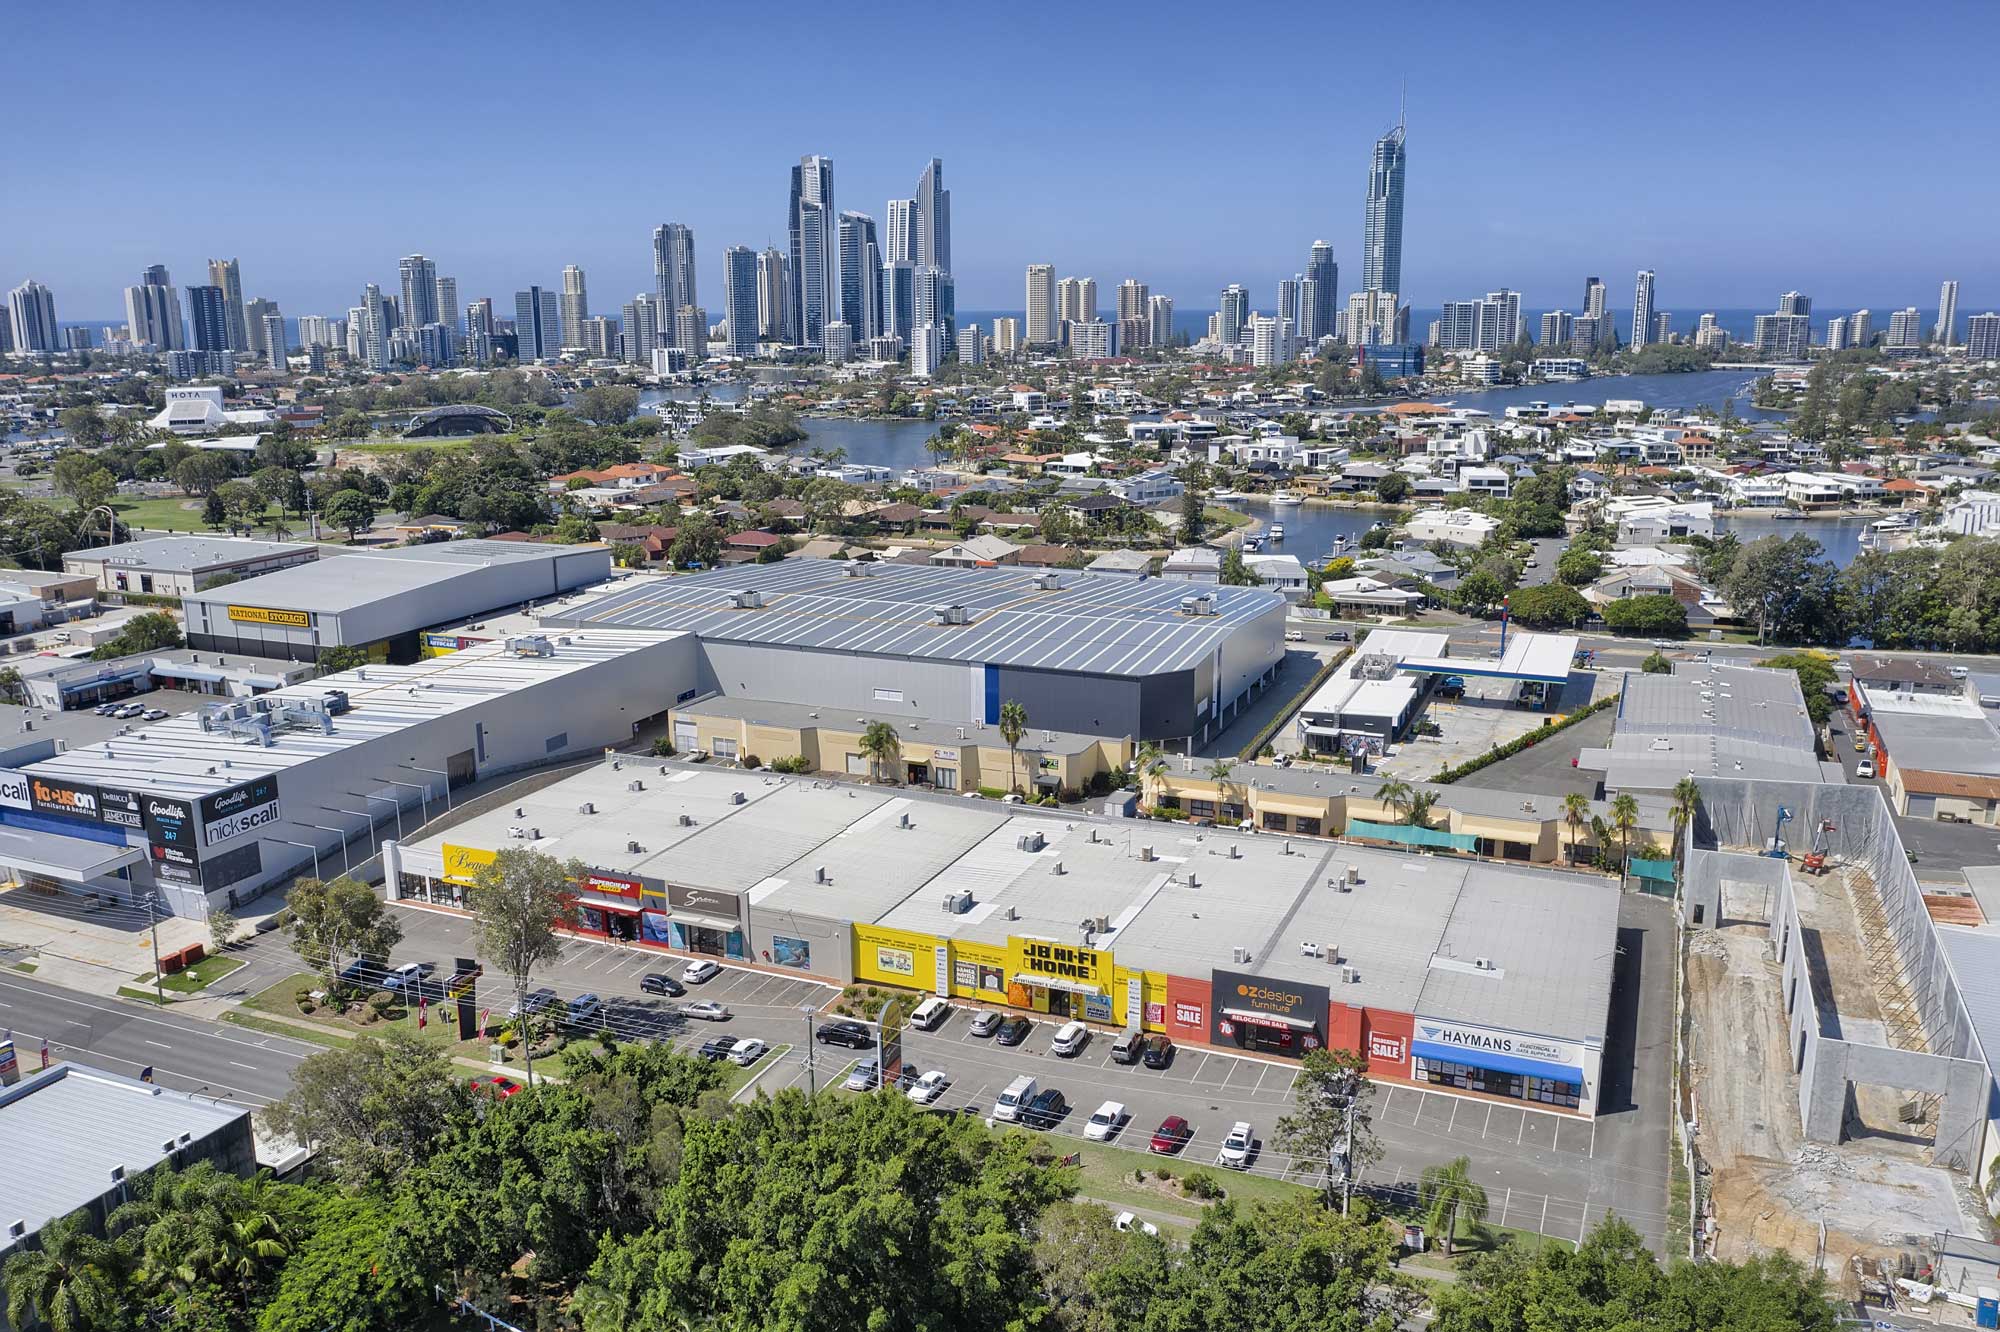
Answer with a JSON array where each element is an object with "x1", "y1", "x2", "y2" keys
[
  {"x1": 723, "y1": 1043, "x2": 793, "y2": 1099},
  {"x1": 116, "y1": 985, "x2": 169, "y2": 1005},
  {"x1": 149, "y1": 954, "x2": 244, "y2": 994},
  {"x1": 220, "y1": 1011, "x2": 353, "y2": 1048},
  {"x1": 1063, "y1": 1140, "x2": 1313, "y2": 1220}
]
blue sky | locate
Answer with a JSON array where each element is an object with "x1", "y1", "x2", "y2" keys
[{"x1": 8, "y1": 0, "x2": 1997, "y2": 321}]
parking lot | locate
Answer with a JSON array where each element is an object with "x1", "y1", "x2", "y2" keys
[
  {"x1": 244, "y1": 896, "x2": 1673, "y2": 1251},
  {"x1": 1374, "y1": 670, "x2": 1602, "y2": 780}
]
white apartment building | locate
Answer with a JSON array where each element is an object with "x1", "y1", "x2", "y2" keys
[
  {"x1": 1458, "y1": 467, "x2": 1512, "y2": 500},
  {"x1": 1403, "y1": 508, "x2": 1500, "y2": 548},
  {"x1": 1603, "y1": 497, "x2": 1715, "y2": 545}
]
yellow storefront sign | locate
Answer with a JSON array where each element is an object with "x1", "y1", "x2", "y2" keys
[
  {"x1": 227, "y1": 605, "x2": 310, "y2": 628},
  {"x1": 1007, "y1": 935, "x2": 1112, "y2": 988},
  {"x1": 440, "y1": 842, "x2": 496, "y2": 885}
]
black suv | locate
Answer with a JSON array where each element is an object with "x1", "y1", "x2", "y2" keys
[
  {"x1": 816, "y1": 1019, "x2": 873, "y2": 1049},
  {"x1": 641, "y1": 973, "x2": 685, "y2": 997},
  {"x1": 1142, "y1": 1035, "x2": 1176, "y2": 1069},
  {"x1": 1021, "y1": 1088, "x2": 1068, "y2": 1130},
  {"x1": 995, "y1": 1015, "x2": 1033, "y2": 1046}
]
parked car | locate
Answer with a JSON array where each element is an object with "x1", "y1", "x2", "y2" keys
[
  {"x1": 815, "y1": 1019, "x2": 873, "y2": 1049},
  {"x1": 1113, "y1": 1211, "x2": 1160, "y2": 1236},
  {"x1": 1021, "y1": 1088, "x2": 1068, "y2": 1130},
  {"x1": 697, "y1": 1035, "x2": 740, "y2": 1061},
  {"x1": 682, "y1": 959, "x2": 721, "y2": 984},
  {"x1": 728, "y1": 1038, "x2": 768, "y2": 1066},
  {"x1": 1050, "y1": 1021, "x2": 1090, "y2": 1057},
  {"x1": 1326, "y1": 629, "x2": 1351, "y2": 642},
  {"x1": 640, "y1": 972, "x2": 685, "y2": 997},
  {"x1": 564, "y1": 993, "x2": 603, "y2": 1028},
  {"x1": 992, "y1": 1075, "x2": 1036, "y2": 1123},
  {"x1": 1857, "y1": 758, "x2": 1876, "y2": 779},
  {"x1": 142, "y1": 708, "x2": 168, "y2": 721},
  {"x1": 92, "y1": 702, "x2": 119, "y2": 716},
  {"x1": 844, "y1": 1059, "x2": 880, "y2": 1092},
  {"x1": 469, "y1": 1074, "x2": 522, "y2": 1099},
  {"x1": 1141, "y1": 1035, "x2": 1176, "y2": 1069},
  {"x1": 910, "y1": 996, "x2": 951, "y2": 1030},
  {"x1": 1109, "y1": 1032, "x2": 1144, "y2": 1065},
  {"x1": 1083, "y1": 1100, "x2": 1126, "y2": 1141},
  {"x1": 682, "y1": 1000, "x2": 730, "y2": 1021},
  {"x1": 506, "y1": 987, "x2": 558, "y2": 1019},
  {"x1": 381, "y1": 961, "x2": 425, "y2": 993},
  {"x1": 1285, "y1": 630, "x2": 1305, "y2": 643},
  {"x1": 115, "y1": 703, "x2": 145, "y2": 719},
  {"x1": 907, "y1": 1069, "x2": 951, "y2": 1103},
  {"x1": 968, "y1": 1011, "x2": 1003, "y2": 1038},
  {"x1": 1149, "y1": 1115, "x2": 1192, "y2": 1155},
  {"x1": 995, "y1": 1015, "x2": 1033, "y2": 1046},
  {"x1": 1218, "y1": 1121, "x2": 1255, "y2": 1169}
]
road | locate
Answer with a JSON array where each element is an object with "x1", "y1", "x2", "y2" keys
[{"x1": 0, "y1": 972, "x2": 313, "y2": 1106}]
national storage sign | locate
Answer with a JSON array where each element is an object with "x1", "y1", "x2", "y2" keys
[
  {"x1": 199, "y1": 775, "x2": 282, "y2": 845},
  {"x1": 227, "y1": 605, "x2": 310, "y2": 628}
]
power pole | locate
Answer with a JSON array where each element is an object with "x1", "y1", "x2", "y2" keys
[{"x1": 146, "y1": 891, "x2": 165, "y2": 1006}]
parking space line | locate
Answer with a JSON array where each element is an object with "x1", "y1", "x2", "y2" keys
[
  {"x1": 1447, "y1": 1098, "x2": 1459, "y2": 1133},
  {"x1": 1482, "y1": 1104, "x2": 1492, "y2": 1138},
  {"x1": 1588, "y1": 1118, "x2": 1597, "y2": 1157},
  {"x1": 1518, "y1": 1112, "x2": 1528, "y2": 1144}
]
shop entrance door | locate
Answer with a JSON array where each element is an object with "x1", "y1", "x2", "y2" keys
[{"x1": 688, "y1": 925, "x2": 727, "y2": 956}]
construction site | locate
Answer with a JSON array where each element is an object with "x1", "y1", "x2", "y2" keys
[
  {"x1": 1680, "y1": 780, "x2": 1992, "y2": 1288},
  {"x1": 1680, "y1": 780, "x2": 1995, "y2": 1292}
]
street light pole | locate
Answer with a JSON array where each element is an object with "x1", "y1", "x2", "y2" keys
[
  {"x1": 145, "y1": 889, "x2": 165, "y2": 1006},
  {"x1": 802, "y1": 1006, "x2": 817, "y2": 1096}
]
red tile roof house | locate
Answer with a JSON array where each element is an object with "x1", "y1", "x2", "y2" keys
[{"x1": 724, "y1": 530, "x2": 785, "y2": 553}]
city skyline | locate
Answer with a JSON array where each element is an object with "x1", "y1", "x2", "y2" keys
[{"x1": 8, "y1": 2, "x2": 1996, "y2": 322}]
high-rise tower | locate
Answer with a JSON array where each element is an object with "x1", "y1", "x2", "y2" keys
[
  {"x1": 1361, "y1": 118, "x2": 1406, "y2": 297},
  {"x1": 788, "y1": 155, "x2": 837, "y2": 348}
]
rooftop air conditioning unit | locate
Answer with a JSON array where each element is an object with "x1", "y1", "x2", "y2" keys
[
  {"x1": 1139, "y1": 845, "x2": 1155, "y2": 862},
  {"x1": 898, "y1": 811, "x2": 911, "y2": 829},
  {"x1": 1035, "y1": 572, "x2": 1062, "y2": 590},
  {"x1": 627, "y1": 839, "x2": 642, "y2": 854},
  {"x1": 1017, "y1": 831, "x2": 1045, "y2": 853},
  {"x1": 932, "y1": 603, "x2": 970, "y2": 625},
  {"x1": 1301, "y1": 941, "x2": 1322, "y2": 958},
  {"x1": 1005, "y1": 905, "x2": 1018, "y2": 920},
  {"x1": 1185, "y1": 871, "x2": 1199, "y2": 888},
  {"x1": 730, "y1": 791, "x2": 746, "y2": 805},
  {"x1": 578, "y1": 802, "x2": 596, "y2": 815},
  {"x1": 1342, "y1": 964, "x2": 1357, "y2": 984},
  {"x1": 1231, "y1": 946, "x2": 1249, "y2": 964},
  {"x1": 1347, "y1": 863, "x2": 1360, "y2": 885},
  {"x1": 530, "y1": 827, "x2": 542, "y2": 839},
  {"x1": 1051, "y1": 860, "x2": 1065, "y2": 876},
  {"x1": 627, "y1": 780, "x2": 644, "y2": 792},
  {"x1": 1475, "y1": 957, "x2": 1492, "y2": 970},
  {"x1": 728, "y1": 589, "x2": 764, "y2": 609},
  {"x1": 943, "y1": 890, "x2": 973, "y2": 914},
  {"x1": 677, "y1": 813, "x2": 694, "y2": 827},
  {"x1": 814, "y1": 866, "x2": 828, "y2": 884}
]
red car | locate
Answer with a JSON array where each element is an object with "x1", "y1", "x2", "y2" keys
[
  {"x1": 1149, "y1": 1114, "x2": 1192, "y2": 1154},
  {"x1": 470, "y1": 1074, "x2": 522, "y2": 1099}
]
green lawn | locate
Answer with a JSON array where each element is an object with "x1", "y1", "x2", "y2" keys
[
  {"x1": 220, "y1": 1011, "x2": 351, "y2": 1047},
  {"x1": 152, "y1": 954, "x2": 244, "y2": 994},
  {"x1": 111, "y1": 495, "x2": 208, "y2": 532},
  {"x1": 1061, "y1": 1139, "x2": 1314, "y2": 1221},
  {"x1": 724, "y1": 1043, "x2": 794, "y2": 1099},
  {"x1": 117, "y1": 985, "x2": 170, "y2": 1005}
]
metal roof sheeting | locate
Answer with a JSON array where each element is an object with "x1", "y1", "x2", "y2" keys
[{"x1": 544, "y1": 559, "x2": 1285, "y2": 675}]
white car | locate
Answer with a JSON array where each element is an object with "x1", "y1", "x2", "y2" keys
[
  {"x1": 1218, "y1": 1121, "x2": 1254, "y2": 1169},
  {"x1": 1284, "y1": 630, "x2": 1305, "y2": 643},
  {"x1": 381, "y1": 961, "x2": 425, "y2": 993},
  {"x1": 728, "y1": 1038, "x2": 768, "y2": 1066},
  {"x1": 682, "y1": 959, "x2": 721, "y2": 984},
  {"x1": 682, "y1": 1000, "x2": 730, "y2": 1021},
  {"x1": 906, "y1": 1069, "x2": 951, "y2": 1104},
  {"x1": 1083, "y1": 1100, "x2": 1126, "y2": 1142},
  {"x1": 1050, "y1": 1021, "x2": 1090, "y2": 1057},
  {"x1": 1113, "y1": 1211, "x2": 1160, "y2": 1236},
  {"x1": 1856, "y1": 758, "x2": 1876, "y2": 779},
  {"x1": 844, "y1": 1059, "x2": 880, "y2": 1092}
]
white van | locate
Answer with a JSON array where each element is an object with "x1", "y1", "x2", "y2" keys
[
  {"x1": 992, "y1": 1074, "x2": 1037, "y2": 1123},
  {"x1": 910, "y1": 996, "x2": 951, "y2": 1031}
]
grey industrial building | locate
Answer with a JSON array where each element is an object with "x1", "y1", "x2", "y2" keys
[
  {"x1": 0, "y1": 1062, "x2": 254, "y2": 1274},
  {"x1": 63, "y1": 535, "x2": 325, "y2": 598},
  {"x1": 541, "y1": 559, "x2": 1288, "y2": 745},
  {"x1": 0, "y1": 630, "x2": 694, "y2": 917},
  {"x1": 179, "y1": 540, "x2": 612, "y2": 663},
  {"x1": 1579, "y1": 662, "x2": 1840, "y2": 793}
]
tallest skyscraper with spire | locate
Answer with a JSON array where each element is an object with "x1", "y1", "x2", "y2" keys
[{"x1": 1361, "y1": 110, "x2": 1406, "y2": 298}]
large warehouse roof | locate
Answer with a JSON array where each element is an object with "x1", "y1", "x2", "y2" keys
[
  {"x1": 544, "y1": 559, "x2": 1285, "y2": 674},
  {"x1": 64, "y1": 534, "x2": 321, "y2": 572},
  {"x1": 1579, "y1": 662, "x2": 1832, "y2": 787},
  {"x1": 0, "y1": 1062, "x2": 250, "y2": 1240},
  {"x1": 25, "y1": 630, "x2": 682, "y2": 802},
  {"x1": 181, "y1": 540, "x2": 597, "y2": 616}
]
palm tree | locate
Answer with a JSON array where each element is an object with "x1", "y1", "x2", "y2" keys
[
  {"x1": 4, "y1": 1209, "x2": 133, "y2": 1332},
  {"x1": 1375, "y1": 779, "x2": 1413, "y2": 826},
  {"x1": 1561, "y1": 792, "x2": 1590, "y2": 867},
  {"x1": 1206, "y1": 757, "x2": 1238, "y2": 824},
  {"x1": 1669, "y1": 776, "x2": 1701, "y2": 858},
  {"x1": 1418, "y1": 1155, "x2": 1489, "y2": 1256},
  {"x1": 1610, "y1": 792, "x2": 1641, "y2": 873},
  {"x1": 1132, "y1": 741, "x2": 1168, "y2": 809},
  {"x1": 859, "y1": 720, "x2": 901, "y2": 785},
  {"x1": 1405, "y1": 790, "x2": 1439, "y2": 829},
  {"x1": 998, "y1": 700, "x2": 1028, "y2": 796}
]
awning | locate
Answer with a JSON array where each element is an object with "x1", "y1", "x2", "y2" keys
[
  {"x1": 0, "y1": 827, "x2": 145, "y2": 882},
  {"x1": 1410, "y1": 1038, "x2": 1582, "y2": 1086},
  {"x1": 1014, "y1": 971, "x2": 1105, "y2": 996},
  {"x1": 1222, "y1": 1006, "x2": 1318, "y2": 1032},
  {"x1": 577, "y1": 895, "x2": 640, "y2": 915},
  {"x1": 643, "y1": 904, "x2": 738, "y2": 931},
  {"x1": 59, "y1": 667, "x2": 152, "y2": 692}
]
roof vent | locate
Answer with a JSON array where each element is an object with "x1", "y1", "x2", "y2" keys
[
  {"x1": 898, "y1": 811, "x2": 911, "y2": 829},
  {"x1": 627, "y1": 839, "x2": 642, "y2": 854},
  {"x1": 730, "y1": 791, "x2": 746, "y2": 805},
  {"x1": 628, "y1": 779, "x2": 644, "y2": 792},
  {"x1": 678, "y1": 813, "x2": 693, "y2": 827},
  {"x1": 814, "y1": 866, "x2": 828, "y2": 884},
  {"x1": 1139, "y1": 845, "x2": 1155, "y2": 862},
  {"x1": 1051, "y1": 860, "x2": 1065, "y2": 876}
]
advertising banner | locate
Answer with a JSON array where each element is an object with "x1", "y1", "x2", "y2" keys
[
  {"x1": 227, "y1": 605, "x2": 310, "y2": 627},
  {"x1": 200, "y1": 840, "x2": 263, "y2": 889},
  {"x1": 98, "y1": 787, "x2": 145, "y2": 830},
  {"x1": 666, "y1": 883, "x2": 740, "y2": 920},
  {"x1": 0, "y1": 768, "x2": 32, "y2": 812},
  {"x1": 875, "y1": 945, "x2": 915, "y2": 977},
  {"x1": 142, "y1": 794, "x2": 197, "y2": 851},
  {"x1": 199, "y1": 775, "x2": 281, "y2": 845},
  {"x1": 441, "y1": 842, "x2": 496, "y2": 885},
  {"x1": 577, "y1": 869, "x2": 643, "y2": 901},
  {"x1": 1412, "y1": 1020, "x2": 1580, "y2": 1069},
  {"x1": 1007, "y1": 935, "x2": 1113, "y2": 990},
  {"x1": 770, "y1": 935, "x2": 812, "y2": 970},
  {"x1": 1210, "y1": 967, "x2": 1328, "y2": 1051},
  {"x1": 29, "y1": 776, "x2": 100, "y2": 821}
]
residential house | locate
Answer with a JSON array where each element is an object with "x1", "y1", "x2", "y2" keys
[
  {"x1": 1160, "y1": 546, "x2": 1222, "y2": 582},
  {"x1": 930, "y1": 535, "x2": 1021, "y2": 568},
  {"x1": 1403, "y1": 508, "x2": 1500, "y2": 548}
]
